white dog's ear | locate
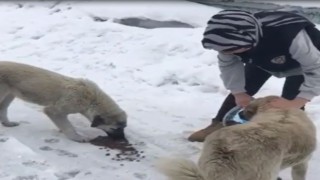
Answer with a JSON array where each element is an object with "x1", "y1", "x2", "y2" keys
[{"x1": 91, "y1": 115, "x2": 104, "y2": 127}]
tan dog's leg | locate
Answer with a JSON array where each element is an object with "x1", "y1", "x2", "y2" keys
[
  {"x1": 44, "y1": 107, "x2": 89, "y2": 142},
  {"x1": 292, "y1": 160, "x2": 309, "y2": 180},
  {"x1": 0, "y1": 94, "x2": 18, "y2": 127}
]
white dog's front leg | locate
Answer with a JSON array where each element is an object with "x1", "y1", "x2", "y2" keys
[
  {"x1": 44, "y1": 107, "x2": 90, "y2": 143},
  {"x1": 292, "y1": 160, "x2": 309, "y2": 180},
  {"x1": 0, "y1": 94, "x2": 19, "y2": 127}
]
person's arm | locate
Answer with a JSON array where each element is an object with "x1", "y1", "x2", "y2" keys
[
  {"x1": 271, "y1": 28, "x2": 320, "y2": 109},
  {"x1": 218, "y1": 53, "x2": 252, "y2": 107},
  {"x1": 290, "y1": 29, "x2": 320, "y2": 101},
  {"x1": 218, "y1": 53, "x2": 246, "y2": 94}
]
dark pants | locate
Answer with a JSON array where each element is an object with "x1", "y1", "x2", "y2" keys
[{"x1": 214, "y1": 63, "x2": 305, "y2": 122}]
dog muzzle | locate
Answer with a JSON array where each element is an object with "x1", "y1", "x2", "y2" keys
[{"x1": 106, "y1": 128, "x2": 126, "y2": 140}]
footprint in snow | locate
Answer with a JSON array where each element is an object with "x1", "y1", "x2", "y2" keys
[
  {"x1": 134, "y1": 172, "x2": 147, "y2": 179},
  {"x1": 22, "y1": 160, "x2": 49, "y2": 170},
  {"x1": 56, "y1": 149, "x2": 78, "y2": 158},
  {"x1": 0, "y1": 137, "x2": 9, "y2": 143},
  {"x1": 12, "y1": 175, "x2": 39, "y2": 180},
  {"x1": 39, "y1": 146, "x2": 53, "y2": 151},
  {"x1": 39, "y1": 146, "x2": 78, "y2": 158},
  {"x1": 55, "y1": 170, "x2": 80, "y2": 180},
  {"x1": 44, "y1": 138, "x2": 60, "y2": 144}
]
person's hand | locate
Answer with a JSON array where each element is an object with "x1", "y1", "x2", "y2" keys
[
  {"x1": 268, "y1": 97, "x2": 308, "y2": 109},
  {"x1": 233, "y1": 92, "x2": 253, "y2": 107}
]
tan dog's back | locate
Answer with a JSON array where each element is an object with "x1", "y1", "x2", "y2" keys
[{"x1": 253, "y1": 108, "x2": 317, "y2": 169}]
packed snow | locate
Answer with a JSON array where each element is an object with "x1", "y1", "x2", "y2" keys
[{"x1": 0, "y1": 1, "x2": 319, "y2": 180}]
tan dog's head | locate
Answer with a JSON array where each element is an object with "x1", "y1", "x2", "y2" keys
[{"x1": 241, "y1": 96, "x2": 279, "y2": 120}]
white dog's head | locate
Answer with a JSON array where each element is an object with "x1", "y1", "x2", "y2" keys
[
  {"x1": 90, "y1": 111, "x2": 127, "y2": 139},
  {"x1": 80, "y1": 79, "x2": 128, "y2": 139}
]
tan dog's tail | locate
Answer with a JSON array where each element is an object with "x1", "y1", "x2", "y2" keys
[{"x1": 156, "y1": 158, "x2": 204, "y2": 180}]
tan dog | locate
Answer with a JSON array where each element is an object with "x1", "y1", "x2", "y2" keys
[
  {"x1": 157, "y1": 96, "x2": 317, "y2": 180},
  {"x1": 0, "y1": 61, "x2": 127, "y2": 142}
]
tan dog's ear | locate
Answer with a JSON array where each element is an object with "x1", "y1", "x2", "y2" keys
[
  {"x1": 264, "y1": 95, "x2": 280, "y2": 103},
  {"x1": 242, "y1": 107, "x2": 256, "y2": 120},
  {"x1": 243, "y1": 101, "x2": 259, "y2": 120}
]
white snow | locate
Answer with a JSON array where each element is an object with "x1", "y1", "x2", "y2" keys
[
  {"x1": 0, "y1": 1, "x2": 319, "y2": 180},
  {"x1": 266, "y1": 1, "x2": 320, "y2": 8}
]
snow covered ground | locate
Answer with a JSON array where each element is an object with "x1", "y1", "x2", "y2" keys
[
  {"x1": 0, "y1": 1, "x2": 319, "y2": 180},
  {"x1": 267, "y1": 1, "x2": 320, "y2": 8}
]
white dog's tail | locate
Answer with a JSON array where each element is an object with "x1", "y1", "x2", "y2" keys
[{"x1": 156, "y1": 158, "x2": 204, "y2": 180}]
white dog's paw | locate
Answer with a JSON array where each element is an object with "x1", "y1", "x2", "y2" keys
[{"x1": 2, "y1": 121, "x2": 20, "y2": 127}]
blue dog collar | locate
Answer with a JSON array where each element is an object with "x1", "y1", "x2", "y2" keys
[{"x1": 222, "y1": 106, "x2": 248, "y2": 126}]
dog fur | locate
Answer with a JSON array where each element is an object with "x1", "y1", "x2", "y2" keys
[
  {"x1": 0, "y1": 61, "x2": 127, "y2": 142},
  {"x1": 157, "y1": 96, "x2": 317, "y2": 180}
]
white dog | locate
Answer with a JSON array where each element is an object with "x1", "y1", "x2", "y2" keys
[{"x1": 0, "y1": 61, "x2": 127, "y2": 142}]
